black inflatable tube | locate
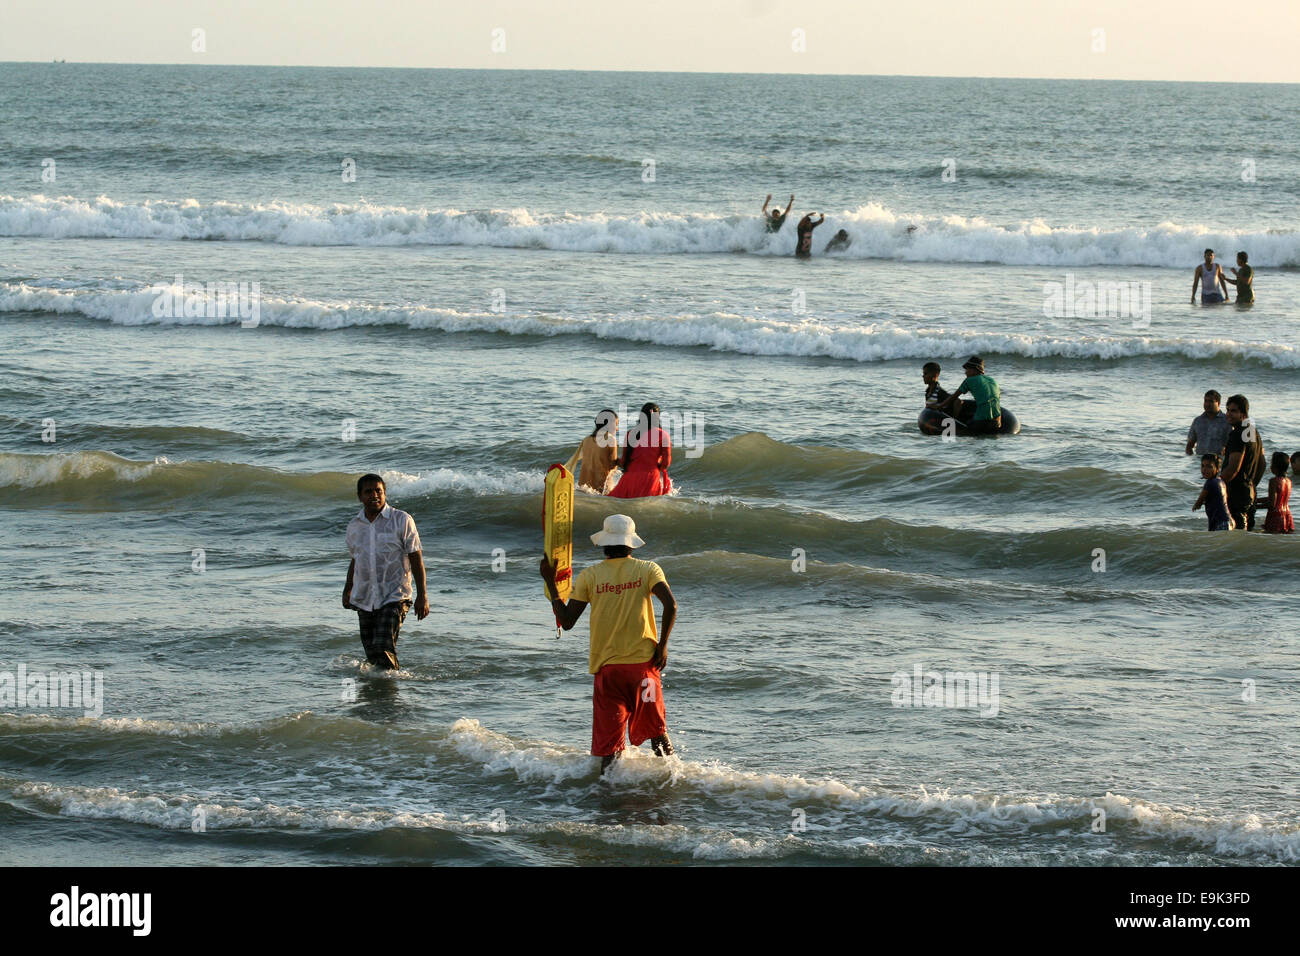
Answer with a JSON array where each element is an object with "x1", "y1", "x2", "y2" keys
[{"x1": 917, "y1": 407, "x2": 1021, "y2": 436}]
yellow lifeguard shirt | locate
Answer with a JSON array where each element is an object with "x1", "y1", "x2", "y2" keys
[{"x1": 571, "y1": 557, "x2": 667, "y2": 674}]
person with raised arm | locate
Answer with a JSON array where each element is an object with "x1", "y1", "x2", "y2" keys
[
  {"x1": 795, "y1": 212, "x2": 826, "y2": 258},
  {"x1": 762, "y1": 193, "x2": 794, "y2": 233}
]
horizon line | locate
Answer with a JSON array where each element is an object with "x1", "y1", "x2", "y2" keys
[{"x1": 3, "y1": 60, "x2": 1297, "y2": 86}]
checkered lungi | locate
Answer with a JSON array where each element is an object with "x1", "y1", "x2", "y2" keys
[{"x1": 356, "y1": 600, "x2": 410, "y2": 669}]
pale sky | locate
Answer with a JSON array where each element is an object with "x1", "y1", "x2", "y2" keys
[{"x1": 3, "y1": 0, "x2": 1298, "y2": 83}]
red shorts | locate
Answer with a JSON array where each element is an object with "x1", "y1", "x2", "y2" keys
[{"x1": 591, "y1": 661, "x2": 667, "y2": 757}]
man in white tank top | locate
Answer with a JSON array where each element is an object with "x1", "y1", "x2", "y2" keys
[{"x1": 1192, "y1": 248, "x2": 1227, "y2": 304}]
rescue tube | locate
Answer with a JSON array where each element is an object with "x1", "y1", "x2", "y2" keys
[{"x1": 917, "y1": 407, "x2": 1020, "y2": 436}]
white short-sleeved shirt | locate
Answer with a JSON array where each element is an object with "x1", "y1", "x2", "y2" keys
[{"x1": 346, "y1": 505, "x2": 423, "y2": 611}]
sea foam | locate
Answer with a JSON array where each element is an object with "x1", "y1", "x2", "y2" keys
[
  {"x1": 3, "y1": 194, "x2": 1298, "y2": 267},
  {"x1": 4, "y1": 280, "x2": 1299, "y2": 368}
]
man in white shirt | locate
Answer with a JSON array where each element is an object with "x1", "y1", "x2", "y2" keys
[
  {"x1": 1191, "y1": 248, "x2": 1228, "y2": 305},
  {"x1": 342, "y1": 474, "x2": 429, "y2": 669}
]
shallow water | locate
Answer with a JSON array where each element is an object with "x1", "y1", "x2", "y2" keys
[{"x1": 2, "y1": 65, "x2": 1298, "y2": 866}]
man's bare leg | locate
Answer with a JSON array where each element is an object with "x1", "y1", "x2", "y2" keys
[{"x1": 650, "y1": 734, "x2": 673, "y2": 757}]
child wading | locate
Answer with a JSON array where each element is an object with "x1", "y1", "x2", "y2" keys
[
  {"x1": 1263, "y1": 452, "x2": 1294, "y2": 534},
  {"x1": 1193, "y1": 455, "x2": 1234, "y2": 531}
]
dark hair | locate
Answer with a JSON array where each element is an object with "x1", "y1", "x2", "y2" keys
[
  {"x1": 1272, "y1": 452, "x2": 1290, "y2": 477},
  {"x1": 1204, "y1": 390, "x2": 1220, "y2": 402},
  {"x1": 1204, "y1": 248, "x2": 1214, "y2": 256},
  {"x1": 603, "y1": 545, "x2": 633, "y2": 558},
  {"x1": 1237, "y1": 251, "x2": 1248, "y2": 262},
  {"x1": 592, "y1": 408, "x2": 617, "y2": 438},
  {"x1": 621, "y1": 402, "x2": 662, "y2": 470},
  {"x1": 1226, "y1": 394, "x2": 1249, "y2": 415},
  {"x1": 1201, "y1": 454, "x2": 1221, "y2": 469},
  {"x1": 923, "y1": 362, "x2": 941, "y2": 375},
  {"x1": 1292, "y1": 451, "x2": 1300, "y2": 463},
  {"x1": 356, "y1": 473, "x2": 385, "y2": 494}
]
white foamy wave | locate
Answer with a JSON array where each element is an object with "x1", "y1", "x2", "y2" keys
[
  {"x1": 3, "y1": 194, "x2": 1297, "y2": 267},
  {"x1": 2, "y1": 776, "x2": 820, "y2": 859},
  {"x1": 835, "y1": 203, "x2": 1300, "y2": 268},
  {"x1": 383, "y1": 467, "x2": 543, "y2": 498},
  {"x1": 0, "y1": 449, "x2": 541, "y2": 501},
  {"x1": 0, "y1": 712, "x2": 230, "y2": 736},
  {"x1": 446, "y1": 718, "x2": 596, "y2": 785},
  {"x1": 0, "y1": 450, "x2": 163, "y2": 489},
  {"x1": 7, "y1": 718, "x2": 1296, "y2": 861},
  {"x1": 8, "y1": 779, "x2": 471, "y2": 832},
  {"x1": 444, "y1": 720, "x2": 1300, "y2": 862},
  {"x1": 7, "y1": 280, "x2": 1298, "y2": 369}
]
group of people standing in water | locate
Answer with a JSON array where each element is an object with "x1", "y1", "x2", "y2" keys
[
  {"x1": 1186, "y1": 390, "x2": 1293, "y2": 533},
  {"x1": 566, "y1": 403, "x2": 673, "y2": 498},
  {"x1": 1192, "y1": 248, "x2": 1255, "y2": 305}
]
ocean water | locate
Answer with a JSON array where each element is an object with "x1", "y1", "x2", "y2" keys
[{"x1": 1, "y1": 64, "x2": 1298, "y2": 867}]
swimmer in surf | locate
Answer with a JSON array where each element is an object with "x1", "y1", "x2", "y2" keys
[
  {"x1": 824, "y1": 229, "x2": 852, "y2": 253},
  {"x1": 1192, "y1": 248, "x2": 1228, "y2": 305},
  {"x1": 763, "y1": 193, "x2": 794, "y2": 233},
  {"x1": 795, "y1": 213, "x2": 825, "y2": 258}
]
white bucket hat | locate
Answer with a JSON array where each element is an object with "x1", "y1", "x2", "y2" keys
[{"x1": 590, "y1": 514, "x2": 645, "y2": 548}]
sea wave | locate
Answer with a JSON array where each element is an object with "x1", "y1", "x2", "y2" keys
[
  {"x1": 14, "y1": 447, "x2": 1298, "y2": 584},
  {"x1": 4, "y1": 280, "x2": 1299, "y2": 368},
  {"x1": 3, "y1": 194, "x2": 1297, "y2": 267},
  {"x1": 5, "y1": 715, "x2": 1293, "y2": 862},
  {"x1": 0, "y1": 450, "x2": 537, "y2": 500}
]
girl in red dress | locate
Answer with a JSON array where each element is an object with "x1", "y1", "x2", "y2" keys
[
  {"x1": 608, "y1": 402, "x2": 672, "y2": 498},
  {"x1": 1263, "y1": 452, "x2": 1294, "y2": 534}
]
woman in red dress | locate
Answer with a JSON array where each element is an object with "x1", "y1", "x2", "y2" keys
[
  {"x1": 608, "y1": 403, "x2": 672, "y2": 498},
  {"x1": 1263, "y1": 452, "x2": 1294, "y2": 533}
]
